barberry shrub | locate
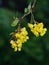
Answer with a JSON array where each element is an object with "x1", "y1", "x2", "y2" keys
[{"x1": 10, "y1": 0, "x2": 47, "y2": 60}]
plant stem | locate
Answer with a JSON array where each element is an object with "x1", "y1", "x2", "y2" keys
[
  {"x1": 18, "y1": 0, "x2": 36, "y2": 23},
  {"x1": 32, "y1": 0, "x2": 36, "y2": 8}
]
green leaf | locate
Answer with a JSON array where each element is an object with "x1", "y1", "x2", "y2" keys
[
  {"x1": 28, "y1": 2, "x2": 31, "y2": 11},
  {"x1": 30, "y1": 14, "x2": 34, "y2": 23},
  {"x1": 11, "y1": 17, "x2": 19, "y2": 27},
  {"x1": 24, "y1": 2, "x2": 31, "y2": 14},
  {"x1": 24, "y1": 8, "x2": 28, "y2": 13}
]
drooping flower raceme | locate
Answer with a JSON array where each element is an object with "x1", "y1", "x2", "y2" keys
[
  {"x1": 10, "y1": 27, "x2": 29, "y2": 52},
  {"x1": 28, "y1": 22, "x2": 47, "y2": 37}
]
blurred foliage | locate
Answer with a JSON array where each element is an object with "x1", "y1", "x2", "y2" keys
[{"x1": 0, "y1": 0, "x2": 49, "y2": 65}]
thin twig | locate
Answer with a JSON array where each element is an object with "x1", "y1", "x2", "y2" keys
[
  {"x1": 18, "y1": 12, "x2": 30, "y2": 23},
  {"x1": 10, "y1": 0, "x2": 37, "y2": 40},
  {"x1": 32, "y1": 0, "x2": 36, "y2": 8},
  {"x1": 34, "y1": 20, "x2": 37, "y2": 24},
  {"x1": 18, "y1": 0, "x2": 36, "y2": 22}
]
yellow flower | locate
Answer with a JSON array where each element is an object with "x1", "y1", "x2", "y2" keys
[
  {"x1": 34, "y1": 31, "x2": 39, "y2": 37},
  {"x1": 18, "y1": 47, "x2": 21, "y2": 51},
  {"x1": 16, "y1": 39, "x2": 22, "y2": 44},
  {"x1": 28, "y1": 22, "x2": 47, "y2": 37},
  {"x1": 37, "y1": 22, "x2": 43, "y2": 28},
  {"x1": 21, "y1": 27, "x2": 26, "y2": 32},
  {"x1": 23, "y1": 36, "x2": 29, "y2": 42},
  {"x1": 20, "y1": 31, "x2": 28, "y2": 36},
  {"x1": 10, "y1": 40, "x2": 17, "y2": 48},
  {"x1": 10, "y1": 27, "x2": 29, "y2": 52},
  {"x1": 33, "y1": 24, "x2": 37, "y2": 27},
  {"x1": 28, "y1": 23, "x2": 33, "y2": 29},
  {"x1": 31, "y1": 29, "x2": 39, "y2": 37},
  {"x1": 33, "y1": 26, "x2": 37, "y2": 31},
  {"x1": 26, "y1": 36, "x2": 29, "y2": 40},
  {"x1": 40, "y1": 28, "x2": 47, "y2": 36},
  {"x1": 14, "y1": 47, "x2": 17, "y2": 52},
  {"x1": 10, "y1": 40, "x2": 15, "y2": 44},
  {"x1": 10, "y1": 40, "x2": 18, "y2": 51},
  {"x1": 17, "y1": 43, "x2": 22, "y2": 47},
  {"x1": 15, "y1": 33, "x2": 20, "y2": 38}
]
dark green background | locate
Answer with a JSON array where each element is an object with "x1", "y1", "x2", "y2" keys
[{"x1": 0, "y1": 0, "x2": 49, "y2": 65}]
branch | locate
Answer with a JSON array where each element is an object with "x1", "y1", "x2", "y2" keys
[
  {"x1": 32, "y1": 0, "x2": 36, "y2": 8},
  {"x1": 10, "y1": 0, "x2": 37, "y2": 36},
  {"x1": 18, "y1": 0, "x2": 36, "y2": 23},
  {"x1": 18, "y1": 11, "x2": 30, "y2": 23}
]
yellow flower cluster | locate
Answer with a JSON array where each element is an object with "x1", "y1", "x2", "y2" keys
[
  {"x1": 10, "y1": 27, "x2": 29, "y2": 52},
  {"x1": 28, "y1": 22, "x2": 47, "y2": 37}
]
